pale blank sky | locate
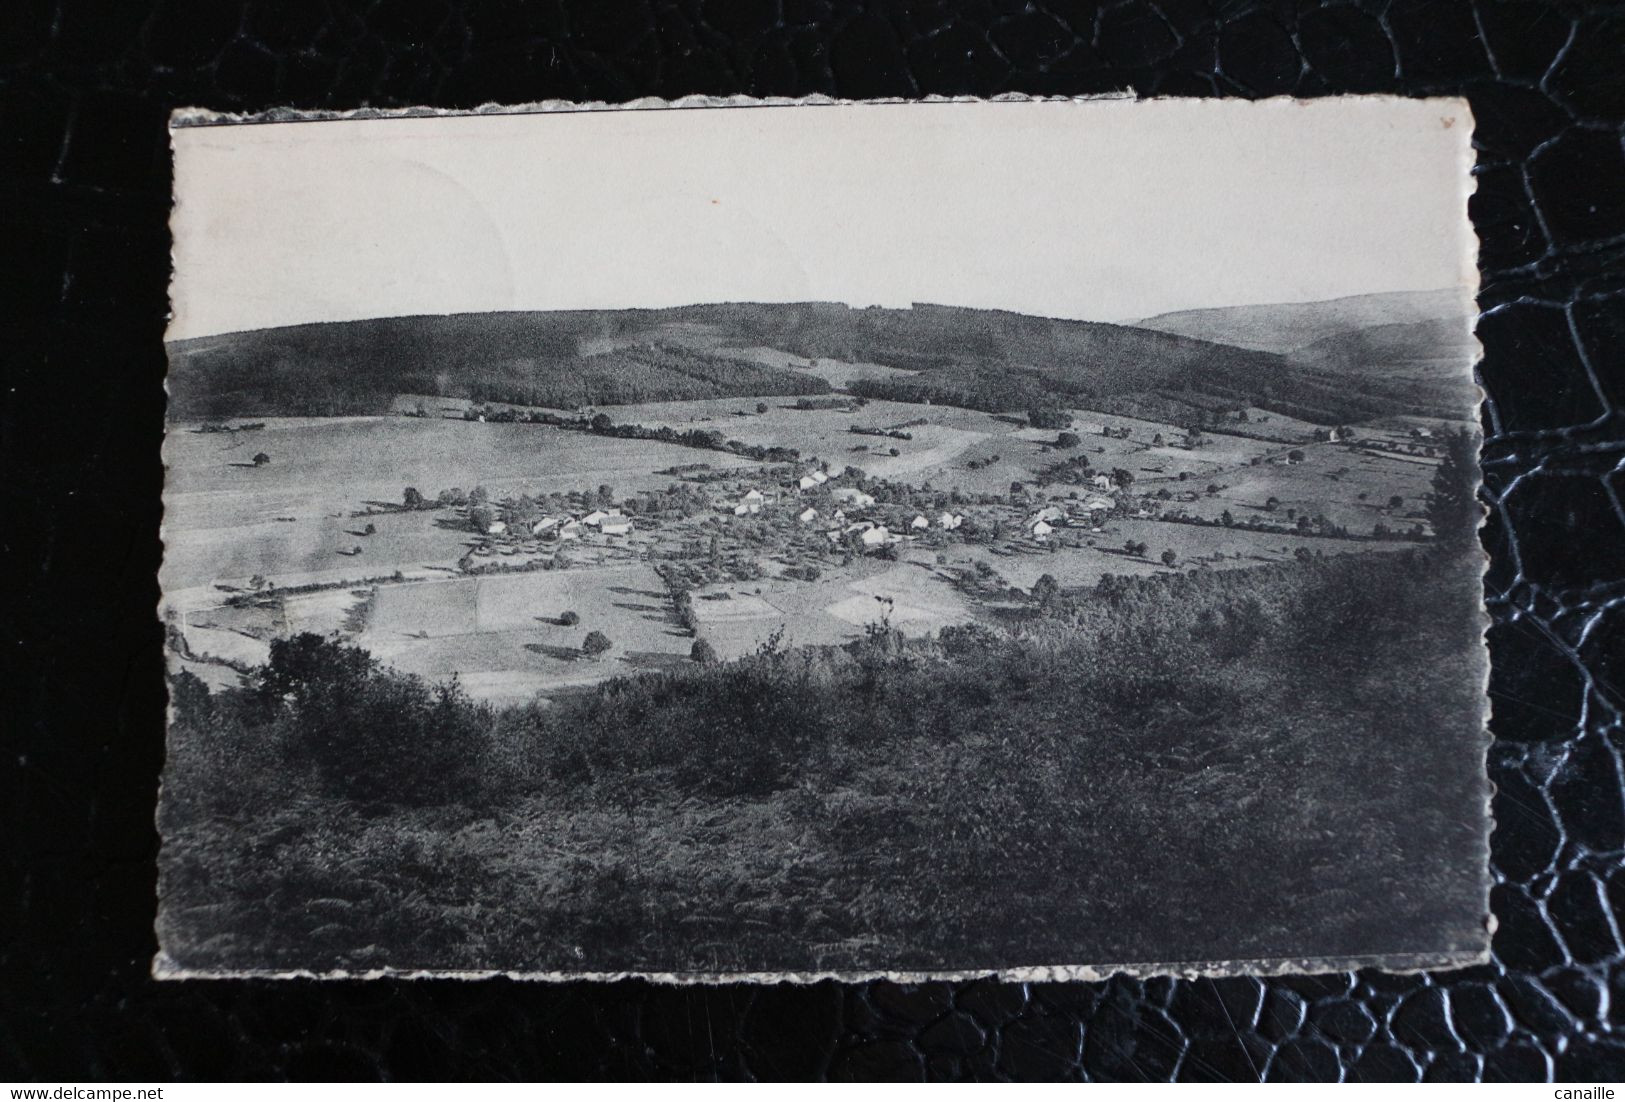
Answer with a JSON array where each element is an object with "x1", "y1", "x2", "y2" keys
[{"x1": 168, "y1": 98, "x2": 1476, "y2": 341}]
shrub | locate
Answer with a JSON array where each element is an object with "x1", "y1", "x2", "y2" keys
[
  {"x1": 559, "y1": 610, "x2": 580, "y2": 626},
  {"x1": 690, "y1": 638, "x2": 718, "y2": 665},
  {"x1": 261, "y1": 634, "x2": 491, "y2": 806},
  {"x1": 583, "y1": 630, "x2": 612, "y2": 657}
]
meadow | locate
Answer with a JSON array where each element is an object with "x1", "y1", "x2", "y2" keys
[{"x1": 161, "y1": 416, "x2": 759, "y2": 590}]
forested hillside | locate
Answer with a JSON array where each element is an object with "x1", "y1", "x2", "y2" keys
[{"x1": 168, "y1": 298, "x2": 1474, "y2": 424}]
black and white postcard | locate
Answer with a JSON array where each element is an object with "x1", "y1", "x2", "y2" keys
[{"x1": 157, "y1": 98, "x2": 1489, "y2": 980}]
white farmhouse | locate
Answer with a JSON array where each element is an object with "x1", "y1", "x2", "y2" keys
[
  {"x1": 860, "y1": 525, "x2": 892, "y2": 548},
  {"x1": 798, "y1": 474, "x2": 820, "y2": 491},
  {"x1": 557, "y1": 520, "x2": 583, "y2": 541},
  {"x1": 600, "y1": 517, "x2": 633, "y2": 537},
  {"x1": 484, "y1": 519, "x2": 508, "y2": 536},
  {"x1": 831, "y1": 487, "x2": 876, "y2": 507},
  {"x1": 581, "y1": 509, "x2": 611, "y2": 527},
  {"x1": 1092, "y1": 474, "x2": 1113, "y2": 491},
  {"x1": 938, "y1": 511, "x2": 963, "y2": 530},
  {"x1": 1030, "y1": 519, "x2": 1055, "y2": 539},
  {"x1": 910, "y1": 514, "x2": 930, "y2": 530},
  {"x1": 530, "y1": 516, "x2": 561, "y2": 537},
  {"x1": 799, "y1": 507, "x2": 819, "y2": 524}
]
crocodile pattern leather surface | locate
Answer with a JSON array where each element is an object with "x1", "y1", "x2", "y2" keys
[{"x1": 4, "y1": 0, "x2": 1623, "y2": 1081}]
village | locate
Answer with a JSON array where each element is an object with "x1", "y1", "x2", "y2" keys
[
  {"x1": 159, "y1": 390, "x2": 1460, "y2": 706},
  {"x1": 151, "y1": 374, "x2": 1470, "y2": 748}
]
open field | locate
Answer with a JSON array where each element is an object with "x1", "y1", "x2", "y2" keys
[
  {"x1": 356, "y1": 565, "x2": 689, "y2": 701},
  {"x1": 718, "y1": 345, "x2": 921, "y2": 389},
  {"x1": 689, "y1": 557, "x2": 978, "y2": 660},
  {"x1": 161, "y1": 416, "x2": 762, "y2": 591}
]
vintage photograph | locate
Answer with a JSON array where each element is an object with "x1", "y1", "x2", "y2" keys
[{"x1": 156, "y1": 98, "x2": 1489, "y2": 979}]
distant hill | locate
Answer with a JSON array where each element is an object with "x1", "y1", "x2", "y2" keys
[
  {"x1": 1136, "y1": 289, "x2": 1472, "y2": 354},
  {"x1": 167, "y1": 298, "x2": 1477, "y2": 424}
]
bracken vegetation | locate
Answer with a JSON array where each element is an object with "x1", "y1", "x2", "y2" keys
[{"x1": 159, "y1": 545, "x2": 1488, "y2": 975}]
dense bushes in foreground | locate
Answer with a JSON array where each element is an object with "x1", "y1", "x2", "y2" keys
[{"x1": 159, "y1": 548, "x2": 1488, "y2": 975}]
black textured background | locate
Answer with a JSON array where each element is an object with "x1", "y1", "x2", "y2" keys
[{"x1": 5, "y1": 0, "x2": 1625, "y2": 1083}]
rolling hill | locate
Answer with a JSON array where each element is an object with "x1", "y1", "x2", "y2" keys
[
  {"x1": 1136, "y1": 288, "x2": 1473, "y2": 354},
  {"x1": 167, "y1": 297, "x2": 1478, "y2": 425}
]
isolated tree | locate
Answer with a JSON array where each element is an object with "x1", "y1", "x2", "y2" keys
[
  {"x1": 559, "y1": 610, "x2": 580, "y2": 627},
  {"x1": 1426, "y1": 427, "x2": 1481, "y2": 547},
  {"x1": 1288, "y1": 449, "x2": 1305, "y2": 463},
  {"x1": 1264, "y1": 496, "x2": 1280, "y2": 512},
  {"x1": 1112, "y1": 468, "x2": 1134, "y2": 489},
  {"x1": 1032, "y1": 573, "x2": 1060, "y2": 609},
  {"x1": 1389, "y1": 495, "x2": 1405, "y2": 510},
  {"x1": 468, "y1": 485, "x2": 489, "y2": 506},
  {"x1": 756, "y1": 401, "x2": 769, "y2": 414},
  {"x1": 690, "y1": 638, "x2": 718, "y2": 665},
  {"x1": 1153, "y1": 433, "x2": 1165, "y2": 446},
  {"x1": 469, "y1": 504, "x2": 496, "y2": 533},
  {"x1": 403, "y1": 487, "x2": 425, "y2": 510},
  {"x1": 590, "y1": 413, "x2": 613, "y2": 433},
  {"x1": 582, "y1": 630, "x2": 612, "y2": 658},
  {"x1": 1056, "y1": 432, "x2": 1081, "y2": 449},
  {"x1": 363, "y1": 523, "x2": 376, "y2": 536},
  {"x1": 1010, "y1": 481, "x2": 1027, "y2": 498},
  {"x1": 1221, "y1": 509, "x2": 1235, "y2": 527},
  {"x1": 598, "y1": 484, "x2": 615, "y2": 507},
  {"x1": 1296, "y1": 515, "x2": 1313, "y2": 532},
  {"x1": 248, "y1": 573, "x2": 268, "y2": 591},
  {"x1": 251, "y1": 452, "x2": 270, "y2": 467},
  {"x1": 1161, "y1": 548, "x2": 1178, "y2": 567}
]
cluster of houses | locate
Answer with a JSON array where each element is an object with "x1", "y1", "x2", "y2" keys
[
  {"x1": 713, "y1": 459, "x2": 1138, "y2": 552},
  {"x1": 811, "y1": 508, "x2": 968, "y2": 550},
  {"x1": 1024, "y1": 492, "x2": 1120, "y2": 540},
  {"x1": 480, "y1": 509, "x2": 634, "y2": 542}
]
